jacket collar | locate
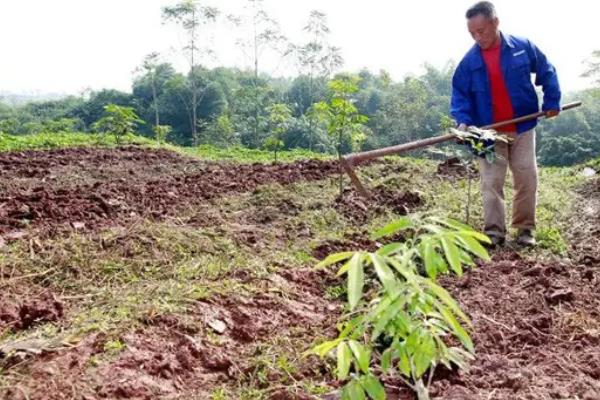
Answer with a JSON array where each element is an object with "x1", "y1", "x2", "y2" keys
[{"x1": 469, "y1": 31, "x2": 513, "y2": 70}]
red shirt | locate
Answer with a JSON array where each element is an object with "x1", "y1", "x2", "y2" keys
[{"x1": 481, "y1": 41, "x2": 516, "y2": 133}]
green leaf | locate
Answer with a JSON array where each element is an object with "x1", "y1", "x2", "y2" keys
[
  {"x1": 372, "y1": 217, "x2": 412, "y2": 240},
  {"x1": 413, "y1": 333, "x2": 435, "y2": 378},
  {"x1": 429, "y1": 217, "x2": 473, "y2": 232},
  {"x1": 421, "y1": 278, "x2": 470, "y2": 324},
  {"x1": 343, "y1": 379, "x2": 366, "y2": 400},
  {"x1": 381, "y1": 348, "x2": 394, "y2": 373},
  {"x1": 372, "y1": 295, "x2": 406, "y2": 340},
  {"x1": 370, "y1": 254, "x2": 399, "y2": 295},
  {"x1": 337, "y1": 342, "x2": 352, "y2": 380},
  {"x1": 396, "y1": 342, "x2": 411, "y2": 377},
  {"x1": 348, "y1": 340, "x2": 371, "y2": 374},
  {"x1": 436, "y1": 303, "x2": 474, "y2": 353},
  {"x1": 360, "y1": 375, "x2": 386, "y2": 400},
  {"x1": 348, "y1": 253, "x2": 365, "y2": 310},
  {"x1": 376, "y1": 242, "x2": 404, "y2": 257},
  {"x1": 316, "y1": 251, "x2": 355, "y2": 269},
  {"x1": 307, "y1": 338, "x2": 342, "y2": 358},
  {"x1": 456, "y1": 233, "x2": 490, "y2": 261},
  {"x1": 440, "y1": 235, "x2": 463, "y2": 276},
  {"x1": 421, "y1": 240, "x2": 438, "y2": 280},
  {"x1": 464, "y1": 230, "x2": 491, "y2": 244}
]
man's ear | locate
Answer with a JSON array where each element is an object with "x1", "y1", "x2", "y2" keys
[{"x1": 492, "y1": 17, "x2": 500, "y2": 29}]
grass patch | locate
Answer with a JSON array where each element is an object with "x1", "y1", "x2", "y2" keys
[{"x1": 0, "y1": 131, "x2": 152, "y2": 152}]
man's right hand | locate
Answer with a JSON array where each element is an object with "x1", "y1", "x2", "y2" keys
[{"x1": 455, "y1": 123, "x2": 468, "y2": 144}]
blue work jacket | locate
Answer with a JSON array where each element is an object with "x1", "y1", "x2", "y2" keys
[{"x1": 451, "y1": 33, "x2": 561, "y2": 134}]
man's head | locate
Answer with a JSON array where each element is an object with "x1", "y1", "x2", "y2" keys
[{"x1": 466, "y1": 1, "x2": 500, "y2": 50}]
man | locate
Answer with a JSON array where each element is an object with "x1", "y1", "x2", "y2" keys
[{"x1": 451, "y1": 1, "x2": 561, "y2": 247}]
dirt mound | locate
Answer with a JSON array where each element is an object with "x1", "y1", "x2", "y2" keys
[
  {"x1": 0, "y1": 146, "x2": 191, "y2": 179},
  {"x1": 0, "y1": 147, "x2": 346, "y2": 237},
  {"x1": 0, "y1": 291, "x2": 64, "y2": 332},
  {"x1": 570, "y1": 177, "x2": 600, "y2": 265},
  {"x1": 312, "y1": 233, "x2": 377, "y2": 260},
  {"x1": 335, "y1": 185, "x2": 422, "y2": 224},
  {"x1": 436, "y1": 156, "x2": 471, "y2": 177},
  {"x1": 425, "y1": 251, "x2": 600, "y2": 399},
  {"x1": 0, "y1": 268, "x2": 339, "y2": 400}
]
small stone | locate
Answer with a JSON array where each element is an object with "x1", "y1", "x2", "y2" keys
[
  {"x1": 582, "y1": 167, "x2": 596, "y2": 177},
  {"x1": 72, "y1": 221, "x2": 85, "y2": 230},
  {"x1": 207, "y1": 319, "x2": 227, "y2": 334}
]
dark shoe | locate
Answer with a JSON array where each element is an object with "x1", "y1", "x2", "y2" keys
[
  {"x1": 485, "y1": 234, "x2": 505, "y2": 249},
  {"x1": 516, "y1": 229, "x2": 536, "y2": 247}
]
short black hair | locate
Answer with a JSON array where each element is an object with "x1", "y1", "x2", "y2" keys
[{"x1": 466, "y1": 1, "x2": 497, "y2": 19}]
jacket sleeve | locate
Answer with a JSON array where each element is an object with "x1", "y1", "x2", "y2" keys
[
  {"x1": 527, "y1": 40, "x2": 561, "y2": 111},
  {"x1": 450, "y1": 61, "x2": 474, "y2": 126}
]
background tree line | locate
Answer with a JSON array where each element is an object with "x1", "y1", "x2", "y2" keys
[{"x1": 0, "y1": 0, "x2": 598, "y2": 167}]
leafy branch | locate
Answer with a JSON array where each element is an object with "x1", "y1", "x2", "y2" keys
[{"x1": 310, "y1": 216, "x2": 490, "y2": 400}]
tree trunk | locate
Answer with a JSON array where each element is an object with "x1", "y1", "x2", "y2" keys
[{"x1": 151, "y1": 72, "x2": 160, "y2": 127}]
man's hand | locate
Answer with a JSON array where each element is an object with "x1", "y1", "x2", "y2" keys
[
  {"x1": 545, "y1": 109, "x2": 560, "y2": 119},
  {"x1": 455, "y1": 123, "x2": 468, "y2": 144}
]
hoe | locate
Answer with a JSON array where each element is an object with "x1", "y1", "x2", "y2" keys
[{"x1": 341, "y1": 101, "x2": 583, "y2": 198}]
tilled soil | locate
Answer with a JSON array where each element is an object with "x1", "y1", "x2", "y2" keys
[
  {"x1": 0, "y1": 146, "x2": 346, "y2": 237},
  {"x1": 429, "y1": 251, "x2": 600, "y2": 400},
  {"x1": 334, "y1": 186, "x2": 423, "y2": 224},
  {"x1": 2, "y1": 147, "x2": 600, "y2": 400},
  {"x1": 0, "y1": 268, "x2": 339, "y2": 400}
]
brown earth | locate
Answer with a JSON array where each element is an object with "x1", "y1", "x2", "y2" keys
[
  {"x1": 334, "y1": 186, "x2": 423, "y2": 224},
  {"x1": 1, "y1": 147, "x2": 600, "y2": 400},
  {"x1": 0, "y1": 268, "x2": 339, "y2": 400},
  {"x1": 0, "y1": 146, "x2": 349, "y2": 238},
  {"x1": 436, "y1": 156, "x2": 476, "y2": 178}
]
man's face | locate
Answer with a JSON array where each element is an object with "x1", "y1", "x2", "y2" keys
[{"x1": 467, "y1": 14, "x2": 500, "y2": 50}]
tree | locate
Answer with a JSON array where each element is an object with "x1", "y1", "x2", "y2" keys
[
  {"x1": 582, "y1": 50, "x2": 600, "y2": 85},
  {"x1": 137, "y1": 52, "x2": 163, "y2": 128},
  {"x1": 69, "y1": 89, "x2": 134, "y2": 128},
  {"x1": 229, "y1": 0, "x2": 288, "y2": 148},
  {"x1": 314, "y1": 75, "x2": 369, "y2": 193},
  {"x1": 202, "y1": 113, "x2": 237, "y2": 147},
  {"x1": 264, "y1": 103, "x2": 293, "y2": 162},
  {"x1": 93, "y1": 104, "x2": 144, "y2": 143},
  {"x1": 294, "y1": 10, "x2": 344, "y2": 150},
  {"x1": 162, "y1": 0, "x2": 219, "y2": 145}
]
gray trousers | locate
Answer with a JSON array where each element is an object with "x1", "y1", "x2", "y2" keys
[{"x1": 479, "y1": 129, "x2": 537, "y2": 238}]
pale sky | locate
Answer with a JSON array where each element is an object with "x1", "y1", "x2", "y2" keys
[{"x1": 1, "y1": 0, "x2": 597, "y2": 96}]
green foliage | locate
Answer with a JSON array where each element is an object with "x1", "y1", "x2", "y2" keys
[
  {"x1": 314, "y1": 75, "x2": 369, "y2": 156},
  {"x1": 183, "y1": 144, "x2": 328, "y2": 163},
  {"x1": 312, "y1": 216, "x2": 490, "y2": 400},
  {"x1": 264, "y1": 103, "x2": 293, "y2": 162},
  {"x1": 153, "y1": 124, "x2": 172, "y2": 143},
  {"x1": 202, "y1": 114, "x2": 237, "y2": 147},
  {"x1": 0, "y1": 132, "x2": 150, "y2": 152},
  {"x1": 93, "y1": 104, "x2": 145, "y2": 143}
]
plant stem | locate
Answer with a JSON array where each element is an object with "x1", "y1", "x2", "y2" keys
[
  {"x1": 465, "y1": 157, "x2": 474, "y2": 225},
  {"x1": 415, "y1": 379, "x2": 431, "y2": 400}
]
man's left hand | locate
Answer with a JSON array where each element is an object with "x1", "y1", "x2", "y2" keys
[{"x1": 545, "y1": 109, "x2": 560, "y2": 119}]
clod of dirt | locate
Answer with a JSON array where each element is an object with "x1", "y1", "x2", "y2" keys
[
  {"x1": 0, "y1": 147, "x2": 348, "y2": 238},
  {"x1": 545, "y1": 287, "x2": 575, "y2": 304},
  {"x1": 312, "y1": 233, "x2": 377, "y2": 260},
  {"x1": 436, "y1": 157, "x2": 478, "y2": 179},
  {"x1": 335, "y1": 185, "x2": 422, "y2": 224},
  {"x1": 0, "y1": 292, "x2": 64, "y2": 331}
]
